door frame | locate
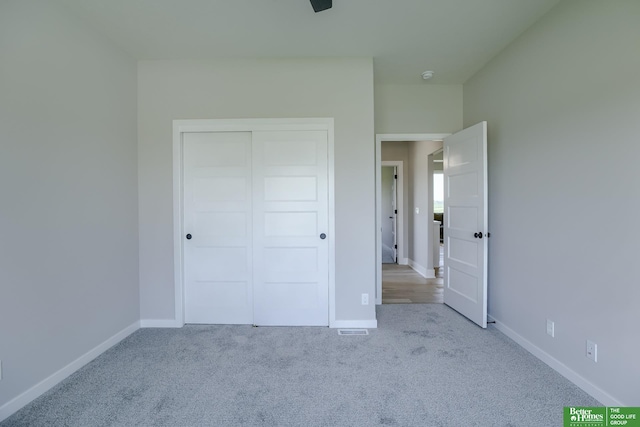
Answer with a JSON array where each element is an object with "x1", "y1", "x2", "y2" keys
[
  {"x1": 381, "y1": 161, "x2": 404, "y2": 264},
  {"x1": 375, "y1": 133, "x2": 450, "y2": 305},
  {"x1": 173, "y1": 118, "x2": 336, "y2": 327}
]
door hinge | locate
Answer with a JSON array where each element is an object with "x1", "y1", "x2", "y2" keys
[
  {"x1": 394, "y1": 175, "x2": 397, "y2": 179},
  {"x1": 394, "y1": 209, "x2": 397, "y2": 214},
  {"x1": 394, "y1": 244, "x2": 397, "y2": 249}
]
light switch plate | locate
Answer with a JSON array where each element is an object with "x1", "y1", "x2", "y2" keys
[{"x1": 546, "y1": 319, "x2": 554, "y2": 337}]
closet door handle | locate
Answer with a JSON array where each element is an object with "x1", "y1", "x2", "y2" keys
[
  {"x1": 186, "y1": 234, "x2": 192, "y2": 240},
  {"x1": 320, "y1": 233, "x2": 327, "y2": 239}
]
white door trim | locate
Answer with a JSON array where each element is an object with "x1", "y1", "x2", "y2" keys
[
  {"x1": 173, "y1": 118, "x2": 336, "y2": 327},
  {"x1": 381, "y1": 161, "x2": 404, "y2": 264},
  {"x1": 375, "y1": 133, "x2": 450, "y2": 305}
]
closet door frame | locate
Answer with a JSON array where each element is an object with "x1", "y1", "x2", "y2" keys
[{"x1": 172, "y1": 118, "x2": 335, "y2": 327}]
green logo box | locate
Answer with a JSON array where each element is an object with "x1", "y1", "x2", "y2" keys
[{"x1": 564, "y1": 407, "x2": 640, "y2": 427}]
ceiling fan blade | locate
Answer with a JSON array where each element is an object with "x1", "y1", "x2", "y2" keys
[{"x1": 310, "y1": 0, "x2": 332, "y2": 13}]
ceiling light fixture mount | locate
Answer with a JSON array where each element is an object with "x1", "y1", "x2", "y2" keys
[{"x1": 421, "y1": 71, "x2": 434, "y2": 80}]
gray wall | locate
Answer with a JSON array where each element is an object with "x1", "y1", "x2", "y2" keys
[
  {"x1": 138, "y1": 59, "x2": 376, "y2": 323},
  {"x1": 375, "y1": 84, "x2": 463, "y2": 134},
  {"x1": 464, "y1": 0, "x2": 640, "y2": 405},
  {"x1": 407, "y1": 141, "x2": 442, "y2": 272},
  {"x1": 0, "y1": 0, "x2": 139, "y2": 410}
]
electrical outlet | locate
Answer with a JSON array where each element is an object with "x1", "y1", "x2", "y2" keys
[
  {"x1": 546, "y1": 319, "x2": 555, "y2": 337},
  {"x1": 586, "y1": 340, "x2": 598, "y2": 362},
  {"x1": 361, "y1": 293, "x2": 369, "y2": 305}
]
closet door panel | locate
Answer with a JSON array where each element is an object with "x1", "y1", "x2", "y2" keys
[
  {"x1": 183, "y1": 131, "x2": 253, "y2": 324},
  {"x1": 252, "y1": 130, "x2": 329, "y2": 326}
]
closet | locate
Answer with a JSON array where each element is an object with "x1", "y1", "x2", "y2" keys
[{"x1": 180, "y1": 124, "x2": 330, "y2": 326}]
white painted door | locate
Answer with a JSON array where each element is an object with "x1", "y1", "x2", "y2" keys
[
  {"x1": 252, "y1": 131, "x2": 329, "y2": 326},
  {"x1": 183, "y1": 132, "x2": 253, "y2": 324},
  {"x1": 443, "y1": 122, "x2": 488, "y2": 328},
  {"x1": 391, "y1": 167, "x2": 397, "y2": 262}
]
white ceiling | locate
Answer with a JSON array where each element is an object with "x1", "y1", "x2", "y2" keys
[{"x1": 60, "y1": 0, "x2": 560, "y2": 84}]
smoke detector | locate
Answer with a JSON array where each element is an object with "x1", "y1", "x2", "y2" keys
[{"x1": 421, "y1": 71, "x2": 434, "y2": 80}]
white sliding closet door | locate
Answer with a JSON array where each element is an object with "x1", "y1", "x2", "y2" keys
[
  {"x1": 182, "y1": 129, "x2": 329, "y2": 326},
  {"x1": 183, "y1": 132, "x2": 253, "y2": 324},
  {"x1": 252, "y1": 131, "x2": 329, "y2": 326}
]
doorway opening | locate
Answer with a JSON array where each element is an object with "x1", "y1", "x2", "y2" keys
[
  {"x1": 376, "y1": 123, "x2": 489, "y2": 328},
  {"x1": 375, "y1": 134, "x2": 449, "y2": 305}
]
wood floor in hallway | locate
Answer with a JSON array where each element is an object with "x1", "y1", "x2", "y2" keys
[{"x1": 382, "y1": 263, "x2": 443, "y2": 304}]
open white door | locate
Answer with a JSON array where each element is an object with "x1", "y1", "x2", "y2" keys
[
  {"x1": 443, "y1": 122, "x2": 488, "y2": 328},
  {"x1": 391, "y1": 167, "x2": 397, "y2": 263}
]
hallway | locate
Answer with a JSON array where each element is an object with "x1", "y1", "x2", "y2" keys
[{"x1": 382, "y1": 254, "x2": 443, "y2": 304}]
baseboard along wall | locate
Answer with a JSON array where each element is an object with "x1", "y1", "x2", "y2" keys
[
  {"x1": 408, "y1": 259, "x2": 435, "y2": 279},
  {"x1": 488, "y1": 315, "x2": 625, "y2": 407},
  {"x1": 139, "y1": 319, "x2": 184, "y2": 328},
  {"x1": 0, "y1": 322, "x2": 140, "y2": 423},
  {"x1": 331, "y1": 319, "x2": 378, "y2": 329}
]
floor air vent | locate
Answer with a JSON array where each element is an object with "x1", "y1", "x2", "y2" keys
[{"x1": 338, "y1": 329, "x2": 369, "y2": 336}]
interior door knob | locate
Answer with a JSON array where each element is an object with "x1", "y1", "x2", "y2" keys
[
  {"x1": 320, "y1": 233, "x2": 326, "y2": 239},
  {"x1": 474, "y1": 232, "x2": 483, "y2": 239},
  {"x1": 186, "y1": 234, "x2": 192, "y2": 240}
]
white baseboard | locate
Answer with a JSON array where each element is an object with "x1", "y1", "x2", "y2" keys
[
  {"x1": 407, "y1": 259, "x2": 435, "y2": 279},
  {"x1": 0, "y1": 321, "x2": 140, "y2": 423},
  {"x1": 140, "y1": 318, "x2": 183, "y2": 328},
  {"x1": 331, "y1": 319, "x2": 378, "y2": 329},
  {"x1": 488, "y1": 315, "x2": 625, "y2": 407}
]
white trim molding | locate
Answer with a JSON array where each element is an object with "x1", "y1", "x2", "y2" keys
[
  {"x1": 331, "y1": 319, "x2": 378, "y2": 329},
  {"x1": 489, "y1": 315, "x2": 625, "y2": 407},
  {"x1": 140, "y1": 319, "x2": 183, "y2": 328},
  {"x1": 173, "y1": 118, "x2": 336, "y2": 327},
  {"x1": 0, "y1": 322, "x2": 140, "y2": 423}
]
